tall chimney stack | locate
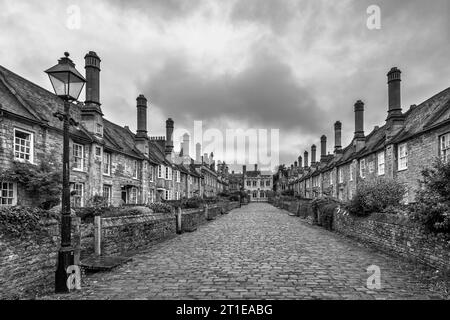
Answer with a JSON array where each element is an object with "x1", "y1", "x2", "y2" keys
[
  {"x1": 354, "y1": 100, "x2": 366, "y2": 151},
  {"x1": 196, "y1": 143, "x2": 202, "y2": 163},
  {"x1": 386, "y1": 67, "x2": 405, "y2": 137},
  {"x1": 320, "y1": 135, "x2": 327, "y2": 162},
  {"x1": 298, "y1": 156, "x2": 303, "y2": 168},
  {"x1": 165, "y1": 118, "x2": 174, "y2": 155},
  {"x1": 254, "y1": 164, "x2": 258, "y2": 171},
  {"x1": 334, "y1": 121, "x2": 342, "y2": 154},
  {"x1": 387, "y1": 67, "x2": 402, "y2": 119},
  {"x1": 84, "y1": 51, "x2": 101, "y2": 107},
  {"x1": 182, "y1": 133, "x2": 190, "y2": 158},
  {"x1": 294, "y1": 161, "x2": 298, "y2": 168},
  {"x1": 354, "y1": 100, "x2": 365, "y2": 140},
  {"x1": 136, "y1": 95, "x2": 148, "y2": 138},
  {"x1": 311, "y1": 145, "x2": 317, "y2": 164},
  {"x1": 304, "y1": 151, "x2": 309, "y2": 169}
]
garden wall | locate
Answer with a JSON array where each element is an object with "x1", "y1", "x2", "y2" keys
[
  {"x1": 100, "y1": 213, "x2": 176, "y2": 256},
  {"x1": 0, "y1": 216, "x2": 80, "y2": 299},
  {"x1": 333, "y1": 210, "x2": 450, "y2": 272}
]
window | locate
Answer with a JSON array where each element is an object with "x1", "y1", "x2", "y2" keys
[
  {"x1": 165, "y1": 190, "x2": 170, "y2": 200},
  {"x1": 129, "y1": 187, "x2": 138, "y2": 204},
  {"x1": 165, "y1": 166, "x2": 170, "y2": 180},
  {"x1": 252, "y1": 181, "x2": 257, "y2": 187},
  {"x1": 133, "y1": 160, "x2": 138, "y2": 179},
  {"x1": 360, "y1": 159, "x2": 366, "y2": 178},
  {"x1": 73, "y1": 144, "x2": 84, "y2": 171},
  {"x1": 96, "y1": 123, "x2": 103, "y2": 135},
  {"x1": 252, "y1": 191, "x2": 257, "y2": 198},
  {"x1": 260, "y1": 191, "x2": 265, "y2": 198},
  {"x1": 350, "y1": 161, "x2": 355, "y2": 181},
  {"x1": 95, "y1": 147, "x2": 102, "y2": 159},
  {"x1": 369, "y1": 161, "x2": 375, "y2": 174},
  {"x1": 266, "y1": 180, "x2": 271, "y2": 187},
  {"x1": 1, "y1": 182, "x2": 16, "y2": 206},
  {"x1": 176, "y1": 171, "x2": 181, "y2": 183},
  {"x1": 158, "y1": 165, "x2": 163, "y2": 179},
  {"x1": 149, "y1": 166, "x2": 154, "y2": 182},
  {"x1": 398, "y1": 143, "x2": 408, "y2": 171},
  {"x1": 338, "y1": 167, "x2": 343, "y2": 183},
  {"x1": 440, "y1": 133, "x2": 450, "y2": 163},
  {"x1": 103, "y1": 152, "x2": 111, "y2": 175},
  {"x1": 176, "y1": 191, "x2": 180, "y2": 200},
  {"x1": 247, "y1": 181, "x2": 251, "y2": 187},
  {"x1": 378, "y1": 152, "x2": 385, "y2": 176},
  {"x1": 14, "y1": 129, "x2": 33, "y2": 162},
  {"x1": 71, "y1": 183, "x2": 84, "y2": 208},
  {"x1": 103, "y1": 185, "x2": 112, "y2": 206}
]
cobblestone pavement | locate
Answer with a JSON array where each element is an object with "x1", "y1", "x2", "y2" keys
[{"x1": 48, "y1": 203, "x2": 446, "y2": 300}]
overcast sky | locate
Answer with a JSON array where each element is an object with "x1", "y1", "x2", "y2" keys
[{"x1": 1, "y1": 0, "x2": 449, "y2": 171}]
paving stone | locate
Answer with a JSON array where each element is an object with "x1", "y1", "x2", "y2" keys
[{"x1": 42, "y1": 203, "x2": 447, "y2": 300}]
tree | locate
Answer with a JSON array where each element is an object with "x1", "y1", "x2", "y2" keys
[{"x1": 411, "y1": 159, "x2": 450, "y2": 235}]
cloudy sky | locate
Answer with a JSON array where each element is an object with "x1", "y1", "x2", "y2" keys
[{"x1": 1, "y1": 0, "x2": 449, "y2": 171}]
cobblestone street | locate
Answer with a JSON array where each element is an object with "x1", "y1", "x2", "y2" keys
[{"x1": 50, "y1": 203, "x2": 445, "y2": 300}]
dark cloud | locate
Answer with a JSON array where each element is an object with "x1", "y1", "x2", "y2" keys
[
  {"x1": 140, "y1": 49, "x2": 326, "y2": 139},
  {"x1": 230, "y1": 0, "x2": 301, "y2": 33}
]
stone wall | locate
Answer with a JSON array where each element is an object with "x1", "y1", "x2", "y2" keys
[
  {"x1": 333, "y1": 210, "x2": 450, "y2": 271},
  {"x1": 0, "y1": 216, "x2": 80, "y2": 299},
  {"x1": 100, "y1": 213, "x2": 176, "y2": 256}
]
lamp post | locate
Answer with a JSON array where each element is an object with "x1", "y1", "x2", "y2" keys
[{"x1": 45, "y1": 52, "x2": 86, "y2": 293}]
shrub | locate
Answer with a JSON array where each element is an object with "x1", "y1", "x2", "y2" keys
[
  {"x1": 0, "y1": 154, "x2": 63, "y2": 209},
  {"x1": 0, "y1": 206, "x2": 57, "y2": 236},
  {"x1": 147, "y1": 202, "x2": 173, "y2": 213},
  {"x1": 410, "y1": 160, "x2": 450, "y2": 235},
  {"x1": 183, "y1": 196, "x2": 204, "y2": 209},
  {"x1": 281, "y1": 189, "x2": 295, "y2": 197},
  {"x1": 346, "y1": 178, "x2": 406, "y2": 217},
  {"x1": 311, "y1": 197, "x2": 340, "y2": 229}
]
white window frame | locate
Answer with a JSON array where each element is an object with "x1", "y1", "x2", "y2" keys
[
  {"x1": 103, "y1": 152, "x2": 111, "y2": 176},
  {"x1": 14, "y1": 128, "x2": 34, "y2": 163},
  {"x1": 338, "y1": 167, "x2": 343, "y2": 184},
  {"x1": 71, "y1": 183, "x2": 84, "y2": 208},
  {"x1": 368, "y1": 161, "x2": 375, "y2": 174},
  {"x1": 440, "y1": 133, "x2": 450, "y2": 163},
  {"x1": 133, "y1": 160, "x2": 138, "y2": 179},
  {"x1": 398, "y1": 143, "x2": 408, "y2": 171},
  {"x1": 378, "y1": 151, "x2": 385, "y2": 176},
  {"x1": 176, "y1": 170, "x2": 181, "y2": 183},
  {"x1": 149, "y1": 166, "x2": 154, "y2": 182},
  {"x1": 0, "y1": 182, "x2": 17, "y2": 206},
  {"x1": 129, "y1": 187, "x2": 138, "y2": 204},
  {"x1": 158, "y1": 165, "x2": 164, "y2": 179},
  {"x1": 360, "y1": 159, "x2": 366, "y2": 178},
  {"x1": 73, "y1": 143, "x2": 84, "y2": 171},
  {"x1": 103, "y1": 185, "x2": 112, "y2": 206}
]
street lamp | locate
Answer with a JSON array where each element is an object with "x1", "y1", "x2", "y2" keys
[{"x1": 45, "y1": 52, "x2": 86, "y2": 293}]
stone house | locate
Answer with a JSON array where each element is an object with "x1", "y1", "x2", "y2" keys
[
  {"x1": 243, "y1": 164, "x2": 273, "y2": 202},
  {"x1": 0, "y1": 51, "x2": 221, "y2": 208},
  {"x1": 289, "y1": 67, "x2": 450, "y2": 203}
]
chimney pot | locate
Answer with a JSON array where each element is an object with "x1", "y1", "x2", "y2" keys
[
  {"x1": 334, "y1": 121, "x2": 342, "y2": 153},
  {"x1": 304, "y1": 151, "x2": 309, "y2": 168},
  {"x1": 84, "y1": 51, "x2": 101, "y2": 106},
  {"x1": 354, "y1": 100, "x2": 365, "y2": 140},
  {"x1": 320, "y1": 135, "x2": 327, "y2": 161},
  {"x1": 311, "y1": 145, "x2": 317, "y2": 164},
  {"x1": 136, "y1": 94, "x2": 148, "y2": 138},
  {"x1": 387, "y1": 67, "x2": 404, "y2": 121}
]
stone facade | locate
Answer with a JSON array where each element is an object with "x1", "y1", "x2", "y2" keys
[
  {"x1": 0, "y1": 52, "x2": 229, "y2": 209},
  {"x1": 286, "y1": 68, "x2": 450, "y2": 203}
]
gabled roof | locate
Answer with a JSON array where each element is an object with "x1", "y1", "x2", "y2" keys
[
  {"x1": 0, "y1": 64, "x2": 92, "y2": 142},
  {"x1": 103, "y1": 119, "x2": 144, "y2": 159}
]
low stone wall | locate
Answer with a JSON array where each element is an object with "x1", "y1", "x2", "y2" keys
[
  {"x1": 80, "y1": 222, "x2": 94, "y2": 258},
  {"x1": 100, "y1": 213, "x2": 176, "y2": 256},
  {"x1": 180, "y1": 202, "x2": 239, "y2": 233},
  {"x1": 333, "y1": 210, "x2": 450, "y2": 272},
  {"x1": 0, "y1": 216, "x2": 80, "y2": 299}
]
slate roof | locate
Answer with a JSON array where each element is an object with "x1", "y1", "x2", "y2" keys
[
  {"x1": 0, "y1": 64, "x2": 92, "y2": 142},
  {"x1": 295, "y1": 86, "x2": 450, "y2": 181}
]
